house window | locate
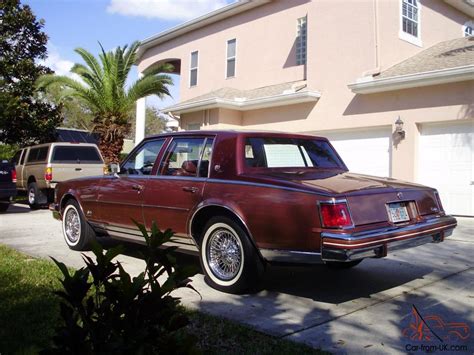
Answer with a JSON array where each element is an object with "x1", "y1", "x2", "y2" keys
[
  {"x1": 226, "y1": 39, "x2": 236, "y2": 78},
  {"x1": 190, "y1": 51, "x2": 198, "y2": 87},
  {"x1": 296, "y1": 16, "x2": 307, "y2": 65},
  {"x1": 402, "y1": 0, "x2": 419, "y2": 38},
  {"x1": 463, "y1": 21, "x2": 473, "y2": 37}
]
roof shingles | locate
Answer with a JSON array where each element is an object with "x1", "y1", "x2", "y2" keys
[{"x1": 378, "y1": 36, "x2": 474, "y2": 78}]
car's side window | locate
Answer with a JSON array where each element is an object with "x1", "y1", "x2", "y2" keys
[
  {"x1": 120, "y1": 139, "x2": 165, "y2": 176},
  {"x1": 159, "y1": 138, "x2": 206, "y2": 177}
]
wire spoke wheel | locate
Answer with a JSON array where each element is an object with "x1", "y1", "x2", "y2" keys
[
  {"x1": 207, "y1": 228, "x2": 243, "y2": 281},
  {"x1": 64, "y1": 207, "x2": 81, "y2": 244}
]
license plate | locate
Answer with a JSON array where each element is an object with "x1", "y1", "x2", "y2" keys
[{"x1": 388, "y1": 203, "x2": 410, "y2": 223}]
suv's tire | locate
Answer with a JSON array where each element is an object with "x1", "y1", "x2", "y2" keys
[
  {"x1": 0, "y1": 198, "x2": 9, "y2": 212},
  {"x1": 62, "y1": 200, "x2": 96, "y2": 251},
  {"x1": 27, "y1": 182, "x2": 42, "y2": 210},
  {"x1": 325, "y1": 260, "x2": 363, "y2": 269},
  {"x1": 199, "y1": 216, "x2": 264, "y2": 294}
]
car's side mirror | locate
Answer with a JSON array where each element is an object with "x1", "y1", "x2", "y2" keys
[{"x1": 108, "y1": 163, "x2": 120, "y2": 175}]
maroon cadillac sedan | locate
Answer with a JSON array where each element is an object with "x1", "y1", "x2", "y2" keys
[{"x1": 51, "y1": 131, "x2": 457, "y2": 293}]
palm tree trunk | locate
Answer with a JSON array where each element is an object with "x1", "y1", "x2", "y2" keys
[{"x1": 94, "y1": 123, "x2": 129, "y2": 164}]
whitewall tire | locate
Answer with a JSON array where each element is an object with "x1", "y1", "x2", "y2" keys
[
  {"x1": 62, "y1": 200, "x2": 95, "y2": 251},
  {"x1": 200, "y1": 216, "x2": 263, "y2": 294}
]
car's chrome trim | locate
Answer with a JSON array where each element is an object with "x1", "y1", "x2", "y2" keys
[
  {"x1": 320, "y1": 216, "x2": 457, "y2": 262},
  {"x1": 106, "y1": 230, "x2": 199, "y2": 253},
  {"x1": 323, "y1": 223, "x2": 456, "y2": 248},
  {"x1": 142, "y1": 204, "x2": 189, "y2": 211},
  {"x1": 206, "y1": 178, "x2": 333, "y2": 196},
  {"x1": 321, "y1": 233, "x2": 446, "y2": 262},
  {"x1": 260, "y1": 249, "x2": 323, "y2": 264},
  {"x1": 321, "y1": 216, "x2": 457, "y2": 243}
]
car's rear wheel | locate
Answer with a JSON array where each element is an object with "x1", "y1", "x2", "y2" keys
[
  {"x1": 62, "y1": 200, "x2": 96, "y2": 251},
  {"x1": 0, "y1": 198, "x2": 9, "y2": 212},
  {"x1": 200, "y1": 216, "x2": 264, "y2": 294},
  {"x1": 325, "y1": 259, "x2": 363, "y2": 269}
]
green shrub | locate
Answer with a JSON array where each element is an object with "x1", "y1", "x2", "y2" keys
[
  {"x1": 43, "y1": 221, "x2": 199, "y2": 354},
  {"x1": 0, "y1": 143, "x2": 19, "y2": 160}
]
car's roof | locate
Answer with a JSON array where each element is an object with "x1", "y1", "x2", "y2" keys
[
  {"x1": 145, "y1": 130, "x2": 327, "y2": 141},
  {"x1": 22, "y1": 142, "x2": 99, "y2": 149}
]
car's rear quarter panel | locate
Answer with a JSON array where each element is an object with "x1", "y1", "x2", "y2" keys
[{"x1": 202, "y1": 181, "x2": 323, "y2": 251}]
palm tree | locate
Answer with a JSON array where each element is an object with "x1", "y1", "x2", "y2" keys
[{"x1": 37, "y1": 41, "x2": 173, "y2": 163}]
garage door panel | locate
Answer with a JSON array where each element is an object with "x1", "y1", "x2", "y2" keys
[
  {"x1": 322, "y1": 128, "x2": 391, "y2": 178},
  {"x1": 418, "y1": 121, "x2": 473, "y2": 216}
]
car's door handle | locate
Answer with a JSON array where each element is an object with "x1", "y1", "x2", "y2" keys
[
  {"x1": 182, "y1": 186, "x2": 199, "y2": 193},
  {"x1": 132, "y1": 184, "x2": 144, "y2": 192},
  {"x1": 75, "y1": 168, "x2": 82, "y2": 171}
]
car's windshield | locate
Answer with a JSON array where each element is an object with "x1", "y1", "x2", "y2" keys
[{"x1": 244, "y1": 137, "x2": 345, "y2": 169}]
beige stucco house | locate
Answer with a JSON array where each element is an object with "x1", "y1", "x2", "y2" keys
[{"x1": 135, "y1": 0, "x2": 474, "y2": 216}]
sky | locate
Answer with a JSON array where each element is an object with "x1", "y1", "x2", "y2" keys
[{"x1": 24, "y1": 0, "x2": 235, "y2": 109}]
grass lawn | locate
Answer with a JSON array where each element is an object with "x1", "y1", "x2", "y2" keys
[{"x1": 0, "y1": 244, "x2": 323, "y2": 354}]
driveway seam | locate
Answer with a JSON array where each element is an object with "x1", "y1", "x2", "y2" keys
[{"x1": 279, "y1": 265, "x2": 474, "y2": 339}]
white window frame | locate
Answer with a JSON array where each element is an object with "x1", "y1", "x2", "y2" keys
[
  {"x1": 189, "y1": 50, "x2": 199, "y2": 87},
  {"x1": 399, "y1": 0, "x2": 422, "y2": 47},
  {"x1": 463, "y1": 20, "x2": 473, "y2": 37},
  {"x1": 296, "y1": 16, "x2": 307, "y2": 66},
  {"x1": 226, "y1": 38, "x2": 237, "y2": 79}
]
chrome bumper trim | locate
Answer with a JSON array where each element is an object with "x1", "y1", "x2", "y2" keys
[
  {"x1": 260, "y1": 249, "x2": 323, "y2": 264},
  {"x1": 321, "y1": 216, "x2": 457, "y2": 242},
  {"x1": 321, "y1": 215, "x2": 457, "y2": 262}
]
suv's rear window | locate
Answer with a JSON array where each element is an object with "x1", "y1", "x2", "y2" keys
[
  {"x1": 245, "y1": 137, "x2": 344, "y2": 169},
  {"x1": 51, "y1": 146, "x2": 103, "y2": 164},
  {"x1": 27, "y1": 147, "x2": 49, "y2": 163}
]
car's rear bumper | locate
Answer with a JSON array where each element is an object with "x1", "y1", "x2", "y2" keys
[
  {"x1": 321, "y1": 215, "x2": 457, "y2": 262},
  {"x1": 260, "y1": 215, "x2": 457, "y2": 264}
]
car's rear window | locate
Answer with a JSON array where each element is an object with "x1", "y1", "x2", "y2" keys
[
  {"x1": 27, "y1": 147, "x2": 49, "y2": 163},
  {"x1": 51, "y1": 146, "x2": 103, "y2": 164},
  {"x1": 245, "y1": 137, "x2": 344, "y2": 169}
]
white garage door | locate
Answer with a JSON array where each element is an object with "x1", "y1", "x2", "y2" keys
[
  {"x1": 418, "y1": 121, "x2": 473, "y2": 216},
  {"x1": 321, "y1": 128, "x2": 392, "y2": 177}
]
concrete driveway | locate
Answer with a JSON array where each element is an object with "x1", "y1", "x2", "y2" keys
[{"x1": 1, "y1": 203, "x2": 473, "y2": 354}]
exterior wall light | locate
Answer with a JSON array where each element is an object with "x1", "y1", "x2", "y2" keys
[{"x1": 395, "y1": 116, "x2": 405, "y2": 139}]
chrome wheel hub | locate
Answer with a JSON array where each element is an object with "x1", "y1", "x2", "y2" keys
[
  {"x1": 28, "y1": 189, "x2": 35, "y2": 204},
  {"x1": 207, "y1": 229, "x2": 242, "y2": 280},
  {"x1": 64, "y1": 208, "x2": 81, "y2": 243}
]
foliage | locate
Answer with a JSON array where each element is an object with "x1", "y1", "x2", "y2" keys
[
  {"x1": 44, "y1": 221, "x2": 198, "y2": 354},
  {"x1": 37, "y1": 42, "x2": 173, "y2": 163},
  {"x1": 46, "y1": 85, "x2": 94, "y2": 131},
  {"x1": 0, "y1": 0, "x2": 63, "y2": 146},
  {"x1": 0, "y1": 244, "x2": 323, "y2": 354},
  {"x1": 0, "y1": 143, "x2": 19, "y2": 160},
  {"x1": 127, "y1": 106, "x2": 167, "y2": 139}
]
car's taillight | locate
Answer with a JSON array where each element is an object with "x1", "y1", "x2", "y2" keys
[
  {"x1": 434, "y1": 191, "x2": 444, "y2": 213},
  {"x1": 320, "y1": 201, "x2": 353, "y2": 228},
  {"x1": 45, "y1": 167, "x2": 53, "y2": 181},
  {"x1": 11, "y1": 169, "x2": 17, "y2": 183}
]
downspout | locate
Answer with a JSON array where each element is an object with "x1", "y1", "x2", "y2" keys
[
  {"x1": 364, "y1": 0, "x2": 381, "y2": 76},
  {"x1": 373, "y1": 0, "x2": 379, "y2": 69}
]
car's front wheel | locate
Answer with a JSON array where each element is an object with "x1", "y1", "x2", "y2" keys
[
  {"x1": 62, "y1": 200, "x2": 96, "y2": 251},
  {"x1": 200, "y1": 216, "x2": 264, "y2": 294}
]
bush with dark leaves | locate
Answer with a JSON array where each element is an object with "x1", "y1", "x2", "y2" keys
[{"x1": 43, "y1": 221, "x2": 199, "y2": 354}]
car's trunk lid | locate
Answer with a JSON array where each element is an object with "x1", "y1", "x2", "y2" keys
[{"x1": 246, "y1": 170, "x2": 441, "y2": 226}]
